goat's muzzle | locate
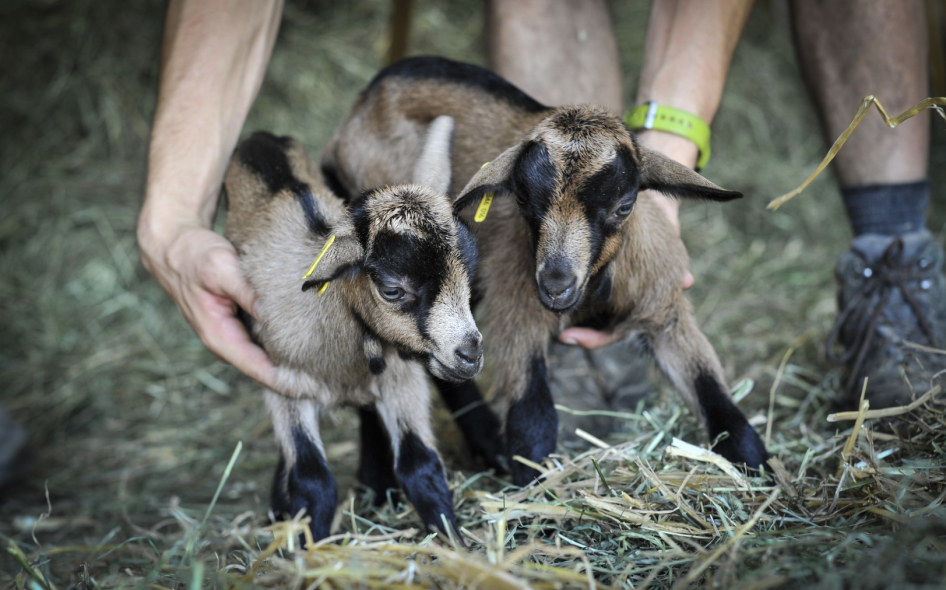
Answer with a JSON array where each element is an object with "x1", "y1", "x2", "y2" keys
[
  {"x1": 537, "y1": 258, "x2": 581, "y2": 312},
  {"x1": 430, "y1": 331, "x2": 484, "y2": 383}
]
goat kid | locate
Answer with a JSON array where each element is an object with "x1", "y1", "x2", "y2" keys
[
  {"x1": 323, "y1": 57, "x2": 769, "y2": 486},
  {"x1": 224, "y1": 116, "x2": 481, "y2": 538}
]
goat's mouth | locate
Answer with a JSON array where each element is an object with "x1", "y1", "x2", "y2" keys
[
  {"x1": 536, "y1": 275, "x2": 586, "y2": 313},
  {"x1": 428, "y1": 354, "x2": 483, "y2": 383}
]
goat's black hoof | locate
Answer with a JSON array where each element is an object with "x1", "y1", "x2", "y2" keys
[{"x1": 712, "y1": 425, "x2": 770, "y2": 477}]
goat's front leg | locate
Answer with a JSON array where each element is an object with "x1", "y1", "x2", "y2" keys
[
  {"x1": 650, "y1": 309, "x2": 769, "y2": 471},
  {"x1": 433, "y1": 377, "x2": 506, "y2": 473},
  {"x1": 266, "y1": 391, "x2": 338, "y2": 541},
  {"x1": 375, "y1": 379, "x2": 458, "y2": 539},
  {"x1": 503, "y1": 351, "x2": 559, "y2": 487}
]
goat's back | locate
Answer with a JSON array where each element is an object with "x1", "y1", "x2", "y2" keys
[
  {"x1": 323, "y1": 56, "x2": 550, "y2": 199},
  {"x1": 224, "y1": 134, "x2": 370, "y2": 397}
]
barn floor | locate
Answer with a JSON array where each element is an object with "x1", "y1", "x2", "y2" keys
[{"x1": 2, "y1": 1, "x2": 946, "y2": 588}]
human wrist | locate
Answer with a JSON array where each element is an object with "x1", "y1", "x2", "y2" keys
[{"x1": 137, "y1": 196, "x2": 208, "y2": 272}]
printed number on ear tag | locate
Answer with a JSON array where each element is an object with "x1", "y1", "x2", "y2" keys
[{"x1": 474, "y1": 191, "x2": 494, "y2": 223}]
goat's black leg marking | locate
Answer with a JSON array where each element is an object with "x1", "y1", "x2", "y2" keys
[
  {"x1": 506, "y1": 352, "x2": 558, "y2": 487},
  {"x1": 695, "y1": 370, "x2": 769, "y2": 472},
  {"x1": 270, "y1": 428, "x2": 338, "y2": 542},
  {"x1": 271, "y1": 454, "x2": 292, "y2": 518},
  {"x1": 357, "y1": 406, "x2": 398, "y2": 505},
  {"x1": 394, "y1": 432, "x2": 458, "y2": 538},
  {"x1": 434, "y1": 377, "x2": 506, "y2": 473}
]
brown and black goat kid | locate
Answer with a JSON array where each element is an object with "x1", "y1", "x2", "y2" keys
[
  {"x1": 323, "y1": 56, "x2": 769, "y2": 486},
  {"x1": 224, "y1": 116, "x2": 482, "y2": 538}
]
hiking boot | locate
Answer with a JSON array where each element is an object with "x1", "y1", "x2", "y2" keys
[{"x1": 830, "y1": 230, "x2": 946, "y2": 409}]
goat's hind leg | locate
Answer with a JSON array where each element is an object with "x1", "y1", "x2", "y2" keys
[
  {"x1": 357, "y1": 406, "x2": 398, "y2": 505},
  {"x1": 267, "y1": 391, "x2": 338, "y2": 541},
  {"x1": 650, "y1": 312, "x2": 769, "y2": 472},
  {"x1": 433, "y1": 377, "x2": 506, "y2": 473}
]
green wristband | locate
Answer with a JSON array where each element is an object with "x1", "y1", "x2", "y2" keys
[{"x1": 625, "y1": 102, "x2": 711, "y2": 171}]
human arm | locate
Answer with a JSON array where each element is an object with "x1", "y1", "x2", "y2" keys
[
  {"x1": 559, "y1": 0, "x2": 754, "y2": 349},
  {"x1": 137, "y1": 0, "x2": 284, "y2": 389}
]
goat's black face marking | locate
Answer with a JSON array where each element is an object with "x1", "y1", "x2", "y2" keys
[
  {"x1": 694, "y1": 370, "x2": 769, "y2": 472},
  {"x1": 394, "y1": 431, "x2": 457, "y2": 536},
  {"x1": 367, "y1": 230, "x2": 448, "y2": 338},
  {"x1": 271, "y1": 428, "x2": 338, "y2": 542},
  {"x1": 370, "y1": 56, "x2": 548, "y2": 114},
  {"x1": 506, "y1": 352, "x2": 558, "y2": 487},
  {"x1": 455, "y1": 218, "x2": 479, "y2": 285},
  {"x1": 576, "y1": 146, "x2": 641, "y2": 260},
  {"x1": 236, "y1": 132, "x2": 330, "y2": 236},
  {"x1": 509, "y1": 141, "x2": 558, "y2": 247}
]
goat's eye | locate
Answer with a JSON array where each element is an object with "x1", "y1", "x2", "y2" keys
[
  {"x1": 611, "y1": 195, "x2": 637, "y2": 220},
  {"x1": 380, "y1": 286, "x2": 405, "y2": 302}
]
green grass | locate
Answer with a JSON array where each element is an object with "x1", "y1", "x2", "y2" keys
[{"x1": 2, "y1": 1, "x2": 946, "y2": 588}]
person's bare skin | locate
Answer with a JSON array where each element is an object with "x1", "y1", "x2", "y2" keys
[
  {"x1": 487, "y1": 0, "x2": 624, "y2": 114},
  {"x1": 790, "y1": 0, "x2": 929, "y2": 186},
  {"x1": 488, "y1": 0, "x2": 755, "y2": 349},
  {"x1": 137, "y1": 0, "x2": 284, "y2": 391}
]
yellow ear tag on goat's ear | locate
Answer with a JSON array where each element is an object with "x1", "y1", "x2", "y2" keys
[
  {"x1": 474, "y1": 191, "x2": 494, "y2": 223},
  {"x1": 302, "y1": 234, "x2": 336, "y2": 279},
  {"x1": 316, "y1": 281, "x2": 330, "y2": 295}
]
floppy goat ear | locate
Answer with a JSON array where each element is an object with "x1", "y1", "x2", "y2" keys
[
  {"x1": 637, "y1": 144, "x2": 742, "y2": 202},
  {"x1": 452, "y1": 140, "x2": 526, "y2": 215},
  {"x1": 412, "y1": 115, "x2": 454, "y2": 195},
  {"x1": 301, "y1": 231, "x2": 364, "y2": 292}
]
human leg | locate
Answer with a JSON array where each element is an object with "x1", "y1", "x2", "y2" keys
[
  {"x1": 792, "y1": 0, "x2": 943, "y2": 406},
  {"x1": 486, "y1": 0, "x2": 623, "y2": 113}
]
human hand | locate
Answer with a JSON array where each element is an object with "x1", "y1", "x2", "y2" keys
[{"x1": 138, "y1": 223, "x2": 278, "y2": 390}]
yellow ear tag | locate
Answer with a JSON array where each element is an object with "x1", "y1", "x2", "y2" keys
[
  {"x1": 474, "y1": 191, "x2": 494, "y2": 223},
  {"x1": 480, "y1": 161, "x2": 490, "y2": 169},
  {"x1": 316, "y1": 281, "x2": 330, "y2": 295},
  {"x1": 302, "y1": 234, "x2": 336, "y2": 279}
]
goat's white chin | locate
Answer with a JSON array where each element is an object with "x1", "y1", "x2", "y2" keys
[{"x1": 428, "y1": 355, "x2": 482, "y2": 383}]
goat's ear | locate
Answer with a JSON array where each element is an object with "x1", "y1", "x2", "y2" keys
[
  {"x1": 637, "y1": 144, "x2": 742, "y2": 202},
  {"x1": 412, "y1": 115, "x2": 454, "y2": 195},
  {"x1": 301, "y1": 233, "x2": 364, "y2": 292},
  {"x1": 452, "y1": 141, "x2": 525, "y2": 215}
]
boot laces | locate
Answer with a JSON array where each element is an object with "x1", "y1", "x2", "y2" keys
[{"x1": 827, "y1": 238, "x2": 937, "y2": 397}]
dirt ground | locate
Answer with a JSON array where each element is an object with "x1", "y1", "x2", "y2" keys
[{"x1": 2, "y1": 1, "x2": 946, "y2": 588}]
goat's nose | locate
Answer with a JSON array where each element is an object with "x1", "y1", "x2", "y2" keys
[
  {"x1": 539, "y1": 267, "x2": 577, "y2": 300},
  {"x1": 454, "y1": 334, "x2": 483, "y2": 367}
]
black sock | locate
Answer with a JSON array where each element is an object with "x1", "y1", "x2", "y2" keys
[{"x1": 841, "y1": 180, "x2": 929, "y2": 237}]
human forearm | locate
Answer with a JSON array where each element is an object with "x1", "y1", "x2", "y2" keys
[
  {"x1": 636, "y1": 0, "x2": 755, "y2": 126},
  {"x1": 633, "y1": 0, "x2": 754, "y2": 225},
  {"x1": 137, "y1": 0, "x2": 284, "y2": 391},
  {"x1": 140, "y1": 0, "x2": 283, "y2": 247}
]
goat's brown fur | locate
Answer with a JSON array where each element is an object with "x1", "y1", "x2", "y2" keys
[{"x1": 323, "y1": 57, "x2": 768, "y2": 485}]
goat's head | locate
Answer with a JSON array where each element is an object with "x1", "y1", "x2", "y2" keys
[
  {"x1": 454, "y1": 105, "x2": 742, "y2": 313},
  {"x1": 302, "y1": 117, "x2": 483, "y2": 382}
]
